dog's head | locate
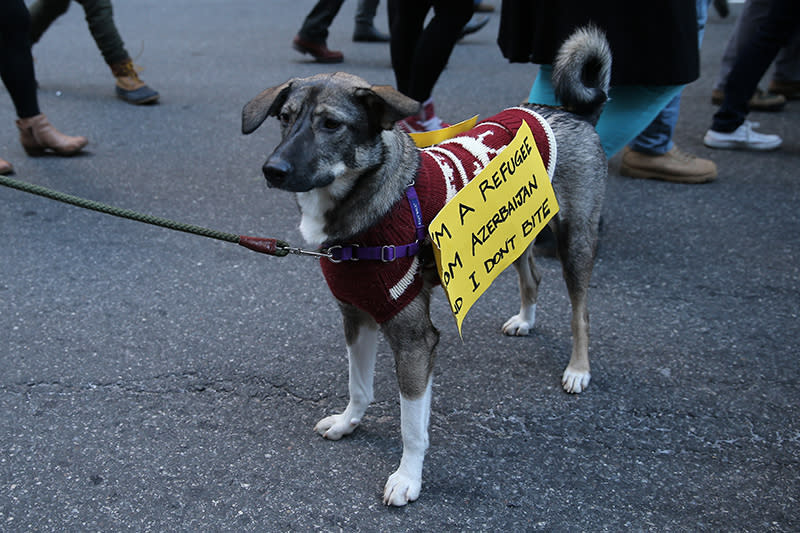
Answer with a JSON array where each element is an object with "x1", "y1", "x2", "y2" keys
[{"x1": 242, "y1": 72, "x2": 419, "y2": 193}]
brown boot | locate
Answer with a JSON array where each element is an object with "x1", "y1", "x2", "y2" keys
[
  {"x1": 110, "y1": 58, "x2": 160, "y2": 105},
  {"x1": 711, "y1": 87, "x2": 785, "y2": 111},
  {"x1": 768, "y1": 79, "x2": 800, "y2": 100},
  {"x1": 620, "y1": 146, "x2": 717, "y2": 184},
  {"x1": 0, "y1": 156, "x2": 13, "y2": 175},
  {"x1": 16, "y1": 114, "x2": 89, "y2": 156}
]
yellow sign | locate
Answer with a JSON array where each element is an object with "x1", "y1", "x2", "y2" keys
[
  {"x1": 429, "y1": 120, "x2": 558, "y2": 335},
  {"x1": 410, "y1": 115, "x2": 479, "y2": 148}
]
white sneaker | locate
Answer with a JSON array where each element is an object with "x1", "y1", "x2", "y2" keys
[{"x1": 703, "y1": 120, "x2": 782, "y2": 151}]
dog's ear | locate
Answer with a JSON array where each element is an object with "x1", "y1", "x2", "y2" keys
[
  {"x1": 355, "y1": 86, "x2": 421, "y2": 131},
  {"x1": 242, "y1": 81, "x2": 293, "y2": 135}
]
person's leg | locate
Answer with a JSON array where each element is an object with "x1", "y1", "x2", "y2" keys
[
  {"x1": 27, "y1": 0, "x2": 71, "y2": 45},
  {"x1": 354, "y1": 0, "x2": 389, "y2": 42},
  {"x1": 1, "y1": 0, "x2": 88, "y2": 155},
  {"x1": 769, "y1": 25, "x2": 800, "y2": 98},
  {"x1": 705, "y1": 0, "x2": 798, "y2": 150},
  {"x1": 629, "y1": 0, "x2": 707, "y2": 156},
  {"x1": 0, "y1": 0, "x2": 41, "y2": 119},
  {"x1": 388, "y1": 0, "x2": 429, "y2": 97},
  {"x1": 711, "y1": 0, "x2": 798, "y2": 133},
  {"x1": 355, "y1": 0, "x2": 379, "y2": 27},
  {"x1": 75, "y1": 0, "x2": 128, "y2": 66},
  {"x1": 294, "y1": 0, "x2": 346, "y2": 62},
  {"x1": 713, "y1": 0, "x2": 758, "y2": 92},
  {"x1": 529, "y1": 68, "x2": 684, "y2": 159},
  {"x1": 771, "y1": 28, "x2": 800, "y2": 83},
  {"x1": 73, "y1": 0, "x2": 158, "y2": 104},
  {"x1": 626, "y1": 94, "x2": 680, "y2": 155},
  {"x1": 596, "y1": 85, "x2": 685, "y2": 158},
  {"x1": 618, "y1": 0, "x2": 717, "y2": 183},
  {"x1": 713, "y1": 0, "x2": 786, "y2": 109},
  {"x1": 298, "y1": 0, "x2": 347, "y2": 44},
  {"x1": 405, "y1": 0, "x2": 472, "y2": 102}
]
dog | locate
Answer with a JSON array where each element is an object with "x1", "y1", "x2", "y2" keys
[{"x1": 241, "y1": 26, "x2": 610, "y2": 506}]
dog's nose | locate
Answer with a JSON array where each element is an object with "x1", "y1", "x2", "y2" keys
[{"x1": 262, "y1": 158, "x2": 292, "y2": 188}]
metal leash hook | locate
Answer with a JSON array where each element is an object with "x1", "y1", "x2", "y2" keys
[{"x1": 282, "y1": 246, "x2": 333, "y2": 259}]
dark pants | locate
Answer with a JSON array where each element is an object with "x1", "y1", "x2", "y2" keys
[
  {"x1": 298, "y1": 0, "x2": 381, "y2": 44},
  {"x1": 388, "y1": 0, "x2": 473, "y2": 102},
  {"x1": 0, "y1": 0, "x2": 40, "y2": 118},
  {"x1": 29, "y1": 0, "x2": 129, "y2": 67},
  {"x1": 712, "y1": 0, "x2": 800, "y2": 132}
]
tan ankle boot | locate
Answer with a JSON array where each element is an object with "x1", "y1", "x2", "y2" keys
[
  {"x1": 0, "y1": 156, "x2": 13, "y2": 175},
  {"x1": 16, "y1": 114, "x2": 89, "y2": 156}
]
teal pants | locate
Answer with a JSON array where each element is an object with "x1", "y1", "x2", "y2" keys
[{"x1": 528, "y1": 65, "x2": 685, "y2": 158}]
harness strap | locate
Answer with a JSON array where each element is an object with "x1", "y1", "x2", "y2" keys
[{"x1": 325, "y1": 185, "x2": 425, "y2": 263}]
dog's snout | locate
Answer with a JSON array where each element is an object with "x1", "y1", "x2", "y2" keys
[{"x1": 262, "y1": 158, "x2": 292, "y2": 187}]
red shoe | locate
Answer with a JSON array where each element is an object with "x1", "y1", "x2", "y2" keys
[
  {"x1": 292, "y1": 35, "x2": 343, "y2": 63},
  {"x1": 398, "y1": 99, "x2": 449, "y2": 133}
]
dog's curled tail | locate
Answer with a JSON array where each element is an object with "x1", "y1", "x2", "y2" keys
[{"x1": 552, "y1": 25, "x2": 611, "y2": 125}]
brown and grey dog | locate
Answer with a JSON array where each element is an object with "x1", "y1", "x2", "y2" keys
[{"x1": 242, "y1": 27, "x2": 611, "y2": 506}]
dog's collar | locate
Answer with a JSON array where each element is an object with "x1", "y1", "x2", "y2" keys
[{"x1": 321, "y1": 185, "x2": 425, "y2": 263}]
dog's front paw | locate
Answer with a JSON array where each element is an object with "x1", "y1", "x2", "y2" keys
[
  {"x1": 314, "y1": 413, "x2": 360, "y2": 440},
  {"x1": 502, "y1": 305, "x2": 536, "y2": 336},
  {"x1": 562, "y1": 367, "x2": 591, "y2": 394},
  {"x1": 383, "y1": 469, "x2": 421, "y2": 507}
]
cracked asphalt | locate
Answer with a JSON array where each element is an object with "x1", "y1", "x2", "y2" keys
[{"x1": 1, "y1": 1, "x2": 798, "y2": 531}]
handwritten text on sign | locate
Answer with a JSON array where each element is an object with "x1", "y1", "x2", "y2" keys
[{"x1": 429, "y1": 120, "x2": 558, "y2": 335}]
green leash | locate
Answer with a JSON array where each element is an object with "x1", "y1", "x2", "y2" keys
[{"x1": 0, "y1": 174, "x2": 313, "y2": 258}]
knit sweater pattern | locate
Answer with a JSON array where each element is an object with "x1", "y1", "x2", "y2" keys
[{"x1": 320, "y1": 107, "x2": 556, "y2": 324}]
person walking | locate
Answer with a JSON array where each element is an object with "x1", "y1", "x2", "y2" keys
[
  {"x1": 498, "y1": 1, "x2": 701, "y2": 160},
  {"x1": 292, "y1": 0, "x2": 390, "y2": 64},
  {"x1": 28, "y1": 0, "x2": 159, "y2": 105},
  {"x1": 1, "y1": 0, "x2": 88, "y2": 174},
  {"x1": 389, "y1": 0, "x2": 474, "y2": 132},
  {"x1": 704, "y1": 0, "x2": 800, "y2": 150}
]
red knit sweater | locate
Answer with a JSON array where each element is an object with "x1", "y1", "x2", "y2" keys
[{"x1": 320, "y1": 107, "x2": 556, "y2": 323}]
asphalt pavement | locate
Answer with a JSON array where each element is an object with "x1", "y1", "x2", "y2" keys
[{"x1": 1, "y1": 1, "x2": 798, "y2": 531}]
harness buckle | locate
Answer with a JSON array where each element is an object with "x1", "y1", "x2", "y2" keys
[{"x1": 381, "y1": 245, "x2": 396, "y2": 262}]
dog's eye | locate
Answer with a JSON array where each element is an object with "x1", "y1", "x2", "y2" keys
[
  {"x1": 322, "y1": 118, "x2": 342, "y2": 130},
  {"x1": 279, "y1": 111, "x2": 291, "y2": 125}
]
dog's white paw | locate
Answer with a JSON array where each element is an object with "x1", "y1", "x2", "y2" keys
[
  {"x1": 502, "y1": 314, "x2": 533, "y2": 336},
  {"x1": 383, "y1": 469, "x2": 421, "y2": 507},
  {"x1": 502, "y1": 305, "x2": 536, "y2": 336},
  {"x1": 561, "y1": 367, "x2": 590, "y2": 394},
  {"x1": 314, "y1": 413, "x2": 360, "y2": 440}
]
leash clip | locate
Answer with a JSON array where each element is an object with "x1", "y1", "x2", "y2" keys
[{"x1": 282, "y1": 245, "x2": 333, "y2": 259}]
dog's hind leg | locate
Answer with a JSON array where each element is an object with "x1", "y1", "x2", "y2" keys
[
  {"x1": 380, "y1": 288, "x2": 439, "y2": 506},
  {"x1": 315, "y1": 303, "x2": 378, "y2": 440},
  {"x1": 503, "y1": 245, "x2": 542, "y2": 336},
  {"x1": 555, "y1": 221, "x2": 596, "y2": 394}
]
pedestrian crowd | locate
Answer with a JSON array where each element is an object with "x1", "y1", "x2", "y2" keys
[{"x1": 2, "y1": 0, "x2": 798, "y2": 182}]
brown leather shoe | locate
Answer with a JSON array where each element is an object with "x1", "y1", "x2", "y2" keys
[
  {"x1": 292, "y1": 35, "x2": 343, "y2": 63},
  {"x1": 711, "y1": 87, "x2": 785, "y2": 111},
  {"x1": 0, "y1": 156, "x2": 13, "y2": 175},
  {"x1": 768, "y1": 79, "x2": 800, "y2": 100},
  {"x1": 16, "y1": 114, "x2": 88, "y2": 156},
  {"x1": 620, "y1": 146, "x2": 717, "y2": 184}
]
